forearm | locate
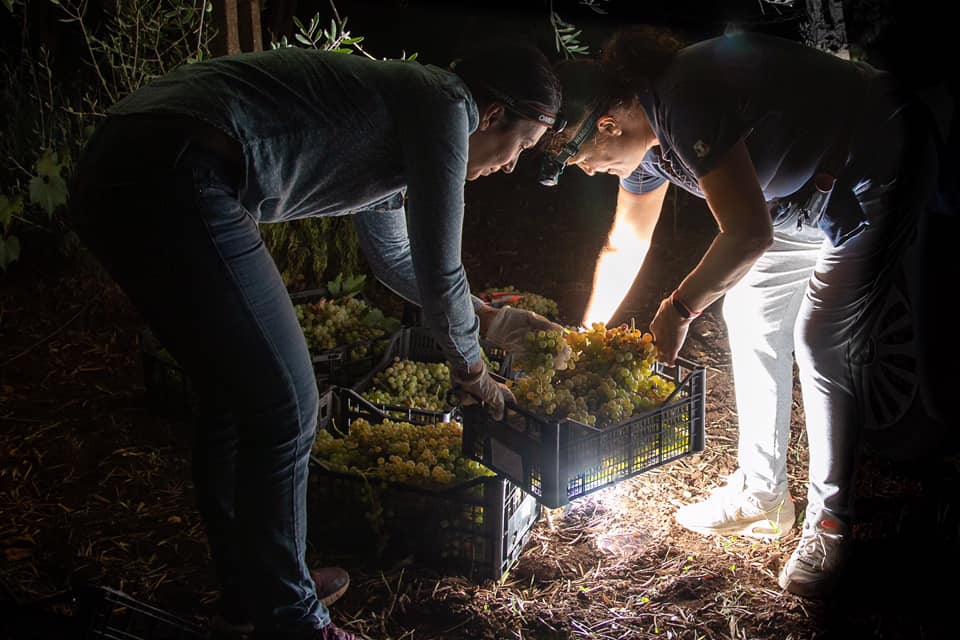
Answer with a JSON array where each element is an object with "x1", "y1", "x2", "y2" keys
[
  {"x1": 401, "y1": 97, "x2": 482, "y2": 371},
  {"x1": 581, "y1": 184, "x2": 667, "y2": 326},
  {"x1": 351, "y1": 208, "x2": 423, "y2": 305},
  {"x1": 673, "y1": 230, "x2": 771, "y2": 313}
]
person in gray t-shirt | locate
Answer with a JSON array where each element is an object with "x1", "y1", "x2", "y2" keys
[
  {"x1": 68, "y1": 44, "x2": 566, "y2": 639},
  {"x1": 543, "y1": 27, "x2": 945, "y2": 599}
]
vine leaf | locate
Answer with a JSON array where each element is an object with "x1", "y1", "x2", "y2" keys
[
  {"x1": 0, "y1": 194, "x2": 24, "y2": 230},
  {"x1": 0, "y1": 236, "x2": 21, "y2": 271},
  {"x1": 29, "y1": 175, "x2": 68, "y2": 218},
  {"x1": 29, "y1": 149, "x2": 69, "y2": 217},
  {"x1": 36, "y1": 148, "x2": 64, "y2": 178}
]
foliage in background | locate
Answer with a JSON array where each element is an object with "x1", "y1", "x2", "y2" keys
[
  {"x1": 548, "y1": 0, "x2": 604, "y2": 59},
  {"x1": 0, "y1": 0, "x2": 213, "y2": 271}
]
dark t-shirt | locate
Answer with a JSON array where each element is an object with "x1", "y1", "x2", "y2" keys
[{"x1": 620, "y1": 32, "x2": 902, "y2": 243}]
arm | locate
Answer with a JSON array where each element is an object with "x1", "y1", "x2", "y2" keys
[
  {"x1": 352, "y1": 207, "x2": 501, "y2": 334},
  {"x1": 397, "y1": 94, "x2": 482, "y2": 374},
  {"x1": 581, "y1": 182, "x2": 669, "y2": 327},
  {"x1": 651, "y1": 138, "x2": 773, "y2": 364},
  {"x1": 351, "y1": 205, "x2": 424, "y2": 307}
]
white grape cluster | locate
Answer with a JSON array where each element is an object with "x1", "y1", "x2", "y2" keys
[
  {"x1": 513, "y1": 323, "x2": 676, "y2": 427},
  {"x1": 294, "y1": 297, "x2": 394, "y2": 359},
  {"x1": 312, "y1": 418, "x2": 495, "y2": 488},
  {"x1": 363, "y1": 358, "x2": 453, "y2": 412},
  {"x1": 480, "y1": 286, "x2": 560, "y2": 320}
]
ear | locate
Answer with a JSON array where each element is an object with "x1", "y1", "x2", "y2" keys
[
  {"x1": 597, "y1": 115, "x2": 622, "y2": 137},
  {"x1": 478, "y1": 102, "x2": 507, "y2": 131}
]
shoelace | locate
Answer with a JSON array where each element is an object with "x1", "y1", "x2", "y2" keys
[
  {"x1": 794, "y1": 528, "x2": 843, "y2": 571},
  {"x1": 795, "y1": 531, "x2": 828, "y2": 570}
]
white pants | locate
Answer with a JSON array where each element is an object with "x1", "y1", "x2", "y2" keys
[{"x1": 721, "y1": 106, "x2": 938, "y2": 526}]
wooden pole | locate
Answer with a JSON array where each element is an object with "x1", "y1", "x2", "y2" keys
[
  {"x1": 238, "y1": 0, "x2": 264, "y2": 53},
  {"x1": 211, "y1": 0, "x2": 241, "y2": 56}
]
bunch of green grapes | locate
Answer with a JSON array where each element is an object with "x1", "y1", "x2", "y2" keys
[
  {"x1": 312, "y1": 418, "x2": 495, "y2": 488},
  {"x1": 513, "y1": 323, "x2": 676, "y2": 428},
  {"x1": 362, "y1": 358, "x2": 453, "y2": 412},
  {"x1": 294, "y1": 297, "x2": 396, "y2": 360},
  {"x1": 480, "y1": 286, "x2": 560, "y2": 320}
]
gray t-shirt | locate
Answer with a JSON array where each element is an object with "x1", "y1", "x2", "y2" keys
[
  {"x1": 109, "y1": 48, "x2": 483, "y2": 368},
  {"x1": 621, "y1": 32, "x2": 900, "y2": 245}
]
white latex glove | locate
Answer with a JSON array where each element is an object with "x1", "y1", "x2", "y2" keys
[
  {"x1": 450, "y1": 360, "x2": 516, "y2": 421},
  {"x1": 484, "y1": 306, "x2": 572, "y2": 369}
]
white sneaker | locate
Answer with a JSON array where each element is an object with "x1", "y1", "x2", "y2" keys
[
  {"x1": 778, "y1": 515, "x2": 849, "y2": 598},
  {"x1": 675, "y1": 473, "x2": 795, "y2": 539}
]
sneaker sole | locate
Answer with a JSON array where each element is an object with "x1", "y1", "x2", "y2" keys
[
  {"x1": 678, "y1": 515, "x2": 795, "y2": 540},
  {"x1": 778, "y1": 571, "x2": 837, "y2": 598},
  {"x1": 319, "y1": 577, "x2": 349, "y2": 607}
]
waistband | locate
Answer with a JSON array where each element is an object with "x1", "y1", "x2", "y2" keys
[{"x1": 76, "y1": 113, "x2": 244, "y2": 187}]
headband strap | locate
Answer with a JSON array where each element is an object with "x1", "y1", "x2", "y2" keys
[{"x1": 481, "y1": 83, "x2": 561, "y2": 128}]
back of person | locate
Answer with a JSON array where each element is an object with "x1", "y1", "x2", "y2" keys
[
  {"x1": 641, "y1": 31, "x2": 895, "y2": 201},
  {"x1": 108, "y1": 48, "x2": 475, "y2": 222}
]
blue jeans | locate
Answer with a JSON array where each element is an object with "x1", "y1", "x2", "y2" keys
[{"x1": 69, "y1": 116, "x2": 329, "y2": 632}]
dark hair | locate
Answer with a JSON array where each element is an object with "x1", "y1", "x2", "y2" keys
[
  {"x1": 601, "y1": 25, "x2": 687, "y2": 96},
  {"x1": 451, "y1": 41, "x2": 561, "y2": 126},
  {"x1": 548, "y1": 25, "x2": 686, "y2": 148}
]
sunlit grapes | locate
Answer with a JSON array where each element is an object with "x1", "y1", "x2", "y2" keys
[{"x1": 513, "y1": 323, "x2": 676, "y2": 428}]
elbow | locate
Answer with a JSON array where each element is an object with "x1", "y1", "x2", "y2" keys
[
  {"x1": 747, "y1": 225, "x2": 774, "y2": 255},
  {"x1": 731, "y1": 229, "x2": 774, "y2": 262},
  {"x1": 755, "y1": 230, "x2": 775, "y2": 255}
]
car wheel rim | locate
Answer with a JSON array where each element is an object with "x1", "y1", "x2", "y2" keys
[{"x1": 857, "y1": 282, "x2": 918, "y2": 431}]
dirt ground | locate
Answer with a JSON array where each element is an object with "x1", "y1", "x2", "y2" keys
[{"x1": 2, "y1": 157, "x2": 960, "y2": 640}]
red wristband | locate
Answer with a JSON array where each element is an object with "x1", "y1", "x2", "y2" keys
[{"x1": 670, "y1": 290, "x2": 701, "y2": 320}]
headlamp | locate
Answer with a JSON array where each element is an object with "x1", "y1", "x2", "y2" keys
[{"x1": 537, "y1": 105, "x2": 604, "y2": 187}]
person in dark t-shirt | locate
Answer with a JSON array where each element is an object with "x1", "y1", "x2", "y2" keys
[
  {"x1": 543, "y1": 27, "x2": 948, "y2": 598},
  {"x1": 68, "y1": 43, "x2": 569, "y2": 639}
]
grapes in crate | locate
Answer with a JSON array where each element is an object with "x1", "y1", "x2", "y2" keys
[
  {"x1": 479, "y1": 285, "x2": 560, "y2": 320},
  {"x1": 513, "y1": 323, "x2": 677, "y2": 428},
  {"x1": 312, "y1": 418, "x2": 495, "y2": 488},
  {"x1": 362, "y1": 358, "x2": 453, "y2": 412},
  {"x1": 294, "y1": 297, "x2": 399, "y2": 360}
]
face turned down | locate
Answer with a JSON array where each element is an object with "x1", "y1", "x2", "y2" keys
[
  {"x1": 564, "y1": 103, "x2": 658, "y2": 179},
  {"x1": 466, "y1": 102, "x2": 550, "y2": 181}
]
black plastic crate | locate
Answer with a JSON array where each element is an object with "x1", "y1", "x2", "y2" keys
[
  {"x1": 308, "y1": 452, "x2": 540, "y2": 582},
  {"x1": 81, "y1": 585, "x2": 205, "y2": 639},
  {"x1": 342, "y1": 326, "x2": 460, "y2": 425},
  {"x1": 290, "y1": 289, "x2": 398, "y2": 387},
  {"x1": 138, "y1": 289, "x2": 387, "y2": 417},
  {"x1": 398, "y1": 304, "x2": 513, "y2": 377},
  {"x1": 0, "y1": 584, "x2": 205, "y2": 640},
  {"x1": 462, "y1": 358, "x2": 707, "y2": 508}
]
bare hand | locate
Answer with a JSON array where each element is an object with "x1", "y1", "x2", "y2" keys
[{"x1": 649, "y1": 295, "x2": 692, "y2": 366}]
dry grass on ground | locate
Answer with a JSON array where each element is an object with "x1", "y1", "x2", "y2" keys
[{"x1": 2, "y1": 267, "x2": 959, "y2": 640}]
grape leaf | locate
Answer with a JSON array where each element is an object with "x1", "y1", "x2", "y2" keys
[
  {"x1": 342, "y1": 273, "x2": 367, "y2": 295},
  {"x1": 35, "y1": 148, "x2": 65, "y2": 179},
  {"x1": 29, "y1": 174, "x2": 68, "y2": 217},
  {"x1": 326, "y1": 273, "x2": 343, "y2": 297},
  {"x1": 0, "y1": 235, "x2": 21, "y2": 270},
  {"x1": 0, "y1": 194, "x2": 24, "y2": 229}
]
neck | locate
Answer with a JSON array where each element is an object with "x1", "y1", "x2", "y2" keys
[{"x1": 633, "y1": 103, "x2": 659, "y2": 154}]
